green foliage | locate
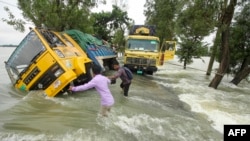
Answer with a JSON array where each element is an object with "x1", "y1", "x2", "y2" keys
[
  {"x1": 2, "y1": 0, "x2": 131, "y2": 47},
  {"x1": 91, "y1": 11, "x2": 112, "y2": 40},
  {"x1": 90, "y1": 5, "x2": 132, "y2": 51},
  {"x1": 112, "y1": 29, "x2": 125, "y2": 52},
  {"x1": 228, "y1": 3, "x2": 250, "y2": 74},
  {"x1": 18, "y1": 0, "x2": 97, "y2": 32},
  {"x1": 2, "y1": 0, "x2": 100, "y2": 32},
  {"x1": 1, "y1": 7, "x2": 25, "y2": 32},
  {"x1": 177, "y1": 39, "x2": 194, "y2": 65},
  {"x1": 144, "y1": 0, "x2": 218, "y2": 68},
  {"x1": 91, "y1": 5, "x2": 132, "y2": 42},
  {"x1": 176, "y1": 0, "x2": 219, "y2": 67},
  {"x1": 144, "y1": 0, "x2": 183, "y2": 42},
  {"x1": 177, "y1": 38, "x2": 209, "y2": 60}
]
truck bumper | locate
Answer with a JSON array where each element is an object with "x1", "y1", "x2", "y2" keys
[{"x1": 124, "y1": 64, "x2": 158, "y2": 72}]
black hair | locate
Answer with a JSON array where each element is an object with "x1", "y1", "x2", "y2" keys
[
  {"x1": 92, "y1": 64, "x2": 102, "y2": 74},
  {"x1": 113, "y1": 61, "x2": 119, "y2": 66}
]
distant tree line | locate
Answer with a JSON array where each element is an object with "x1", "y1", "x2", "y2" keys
[{"x1": 0, "y1": 44, "x2": 17, "y2": 47}]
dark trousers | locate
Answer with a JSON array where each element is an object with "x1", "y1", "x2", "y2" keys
[{"x1": 120, "y1": 82, "x2": 131, "y2": 97}]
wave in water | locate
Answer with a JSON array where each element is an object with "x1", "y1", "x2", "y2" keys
[{"x1": 155, "y1": 59, "x2": 250, "y2": 134}]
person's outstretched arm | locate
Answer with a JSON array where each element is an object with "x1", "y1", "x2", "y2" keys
[{"x1": 69, "y1": 80, "x2": 95, "y2": 92}]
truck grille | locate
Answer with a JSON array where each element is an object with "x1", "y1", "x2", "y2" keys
[
  {"x1": 29, "y1": 63, "x2": 63, "y2": 90},
  {"x1": 126, "y1": 57, "x2": 156, "y2": 66},
  {"x1": 24, "y1": 67, "x2": 40, "y2": 85}
]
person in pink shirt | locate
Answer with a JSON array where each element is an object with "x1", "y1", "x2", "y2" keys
[{"x1": 69, "y1": 64, "x2": 114, "y2": 117}]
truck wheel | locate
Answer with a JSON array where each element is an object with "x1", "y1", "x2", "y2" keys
[
  {"x1": 73, "y1": 63, "x2": 93, "y2": 86},
  {"x1": 146, "y1": 71, "x2": 153, "y2": 75}
]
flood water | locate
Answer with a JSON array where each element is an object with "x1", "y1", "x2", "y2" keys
[{"x1": 0, "y1": 47, "x2": 249, "y2": 141}]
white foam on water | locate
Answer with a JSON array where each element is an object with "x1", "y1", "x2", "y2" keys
[
  {"x1": 0, "y1": 133, "x2": 47, "y2": 141},
  {"x1": 0, "y1": 129, "x2": 104, "y2": 141},
  {"x1": 61, "y1": 129, "x2": 103, "y2": 141},
  {"x1": 171, "y1": 79, "x2": 250, "y2": 134},
  {"x1": 113, "y1": 114, "x2": 166, "y2": 137},
  {"x1": 129, "y1": 96, "x2": 171, "y2": 111},
  {"x1": 45, "y1": 95, "x2": 82, "y2": 107},
  {"x1": 154, "y1": 56, "x2": 250, "y2": 134},
  {"x1": 95, "y1": 112, "x2": 168, "y2": 140},
  {"x1": 179, "y1": 92, "x2": 250, "y2": 133}
]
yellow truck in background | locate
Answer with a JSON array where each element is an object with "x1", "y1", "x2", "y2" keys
[{"x1": 124, "y1": 25, "x2": 176, "y2": 75}]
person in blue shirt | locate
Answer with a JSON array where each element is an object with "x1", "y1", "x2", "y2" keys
[{"x1": 109, "y1": 62, "x2": 132, "y2": 97}]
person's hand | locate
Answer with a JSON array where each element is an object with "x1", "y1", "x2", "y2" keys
[
  {"x1": 69, "y1": 86, "x2": 74, "y2": 91},
  {"x1": 111, "y1": 79, "x2": 116, "y2": 84},
  {"x1": 108, "y1": 76, "x2": 113, "y2": 79}
]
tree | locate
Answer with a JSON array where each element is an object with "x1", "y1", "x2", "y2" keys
[
  {"x1": 2, "y1": 7, "x2": 26, "y2": 32},
  {"x1": 2, "y1": 0, "x2": 132, "y2": 45},
  {"x1": 112, "y1": 29, "x2": 126, "y2": 52},
  {"x1": 176, "y1": 0, "x2": 217, "y2": 69},
  {"x1": 91, "y1": 5, "x2": 132, "y2": 42},
  {"x1": 206, "y1": 0, "x2": 229, "y2": 76},
  {"x1": 228, "y1": 3, "x2": 250, "y2": 85},
  {"x1": 206, "y1": 30, "x2": 221, "y2": 75},
  {"x1": 209, "y1": 0, "x2": 237, "y2": 88},
  {"x1": 144, "y1": 0, "x2": 181, "y2": 43},
  {"x1": 2, "y1": 0, "x2": 103, "y2": 32}
]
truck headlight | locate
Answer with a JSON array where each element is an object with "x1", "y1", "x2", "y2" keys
[
  {"x1": 54, "y1": 49, "x2": 65, "y2": 58},
  {"x1": 147, "y1": 59, "x2": 156, "y2": 65},
  {"x1": 54, "y1": 68, "x2": 63, "y2": 77}
]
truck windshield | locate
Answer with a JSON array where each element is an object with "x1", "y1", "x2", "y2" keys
[
  {"x1": 6, "y1": 31, "x2": 45, "y2": 79},
  {"x1": 127, "y1": 39, "x2": 159, "y2": 52}
]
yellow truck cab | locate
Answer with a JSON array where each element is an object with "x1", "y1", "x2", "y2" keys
[
  {"x1": 124, "y1": 25, "x2": 176, "y2": 75},
  {"x1": 5, "y1": 27, "x2": 92, "y2": 97}
]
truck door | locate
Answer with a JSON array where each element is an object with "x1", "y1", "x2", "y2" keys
[
  {"x1": 163, "y1": 41, "x2": 176, "y2": 61},
  {"x1": 158, "y1": 52, "x2": 165, "y2": 66}
]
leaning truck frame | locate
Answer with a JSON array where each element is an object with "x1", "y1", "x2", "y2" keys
[{"x1": 5, "y1": 27, "x2": 92, "y2": 97}]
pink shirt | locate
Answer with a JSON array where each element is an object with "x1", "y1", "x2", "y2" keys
[{"x1": 72, "y1": 74, "x2": 114, "y2": 106}]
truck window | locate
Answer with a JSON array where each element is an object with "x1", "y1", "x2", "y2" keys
[
  {"x1": 165, "y1": 42, "x2": 175, "y2": 51},
  {"x1": 6, "y1": 31, "x2": 45, "y2": 78},
  {"x1": 127, "y1": 39, "x2": 159, "y2": 52},
  {"x1": 39, "y1": 30, "x2": 66, "y2": 47}
]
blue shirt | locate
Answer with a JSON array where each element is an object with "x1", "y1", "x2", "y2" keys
[{"x1": 113, "y1": 67, "x2": 131, "y2": 84}]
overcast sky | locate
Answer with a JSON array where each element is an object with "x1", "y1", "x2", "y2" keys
[{"x1": 0, "y1": 0, "x2": 146, "y2": 45}]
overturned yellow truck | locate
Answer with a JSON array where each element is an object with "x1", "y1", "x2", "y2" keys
[
  {"x1": 5, "y1": 27, "x2": 116, "y2": 97},
  {"x1": 124, "y1": 25, "x2": 176, "y2": 75}
]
